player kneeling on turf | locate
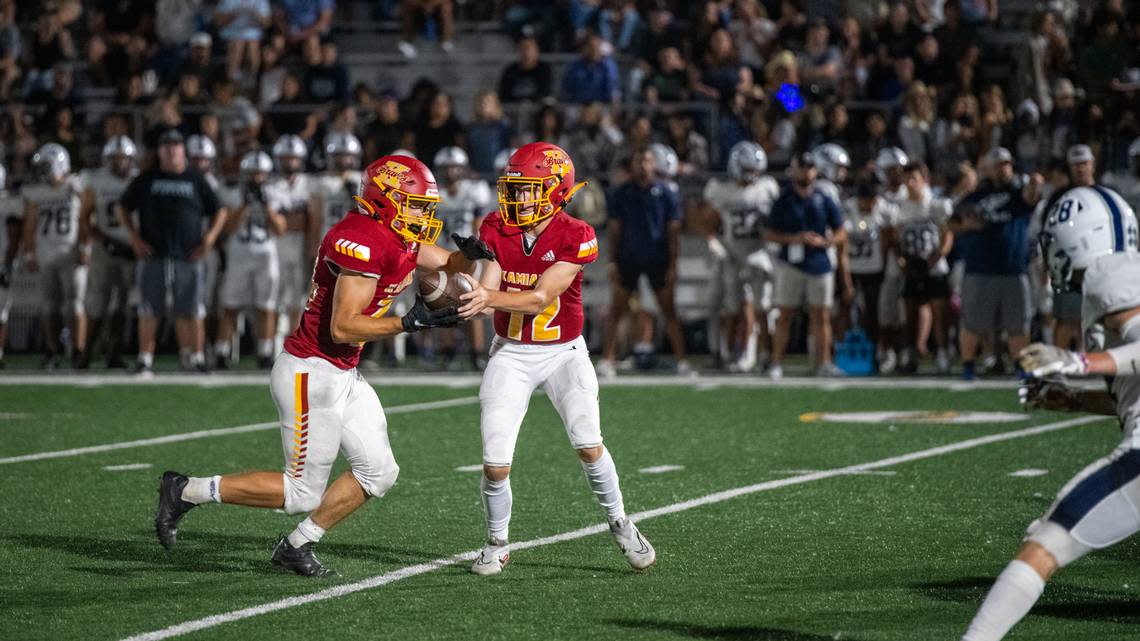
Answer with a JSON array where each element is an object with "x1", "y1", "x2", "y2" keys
[
  {"x1": 154, "y1": 155, "x2": 495, "y2": 576},
  {"x1": 962, "y1": 185, "x2": 1140, "y2": 641},
  {"x1": 455, "y1": 142, "x2": 656, "y2": 575}
]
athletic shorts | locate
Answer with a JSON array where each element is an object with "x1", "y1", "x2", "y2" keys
[
  {"x1": 276, "y1": 234, "x2": 309, "y2": 314},
  {"x1": 960, "y1": 273, "x2": 1031, "y2": 336},
  {"x1": 221, "y1": 254, "x2": 279, "y2": 311},
  {"x1": 138, "y1": 258, "x2": 204, "y2": 319},
  {"x1": 901, "y1": 259, "x2": 951, "y2": 302},
  {"x1": 85, "y1": 243, "x2": 136, "y2": 318},
  {"x1": 479, "y1": 335, "x2": 601, "y2": 467},
  {"x1": 616, "y1": 260, "x2": 667, "y2": 293},
  {"x1": 1053, "y1": 290, "x2": 1083, "y2": 324},
  {"x1": 37, "y1": 253, "x2": 84, "y2": 316},
  {"x1": 772, "y1": 260, "x2": 833, "y2": 309}
]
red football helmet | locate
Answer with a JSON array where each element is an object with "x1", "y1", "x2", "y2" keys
[
  {"x1": 497, "y1": 142, "x2": 587, "y2": 227},
  {"x1": 354, "y1": 155, "x2": 442, "y2": 244}
]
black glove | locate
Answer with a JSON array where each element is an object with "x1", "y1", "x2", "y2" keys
[
  {"x1": 0, "y1": 266, "x2": 9, "y2": 289},
  {"x1": 401, "y1": 296, "x2": 460, "y2": 333},
  {"x1": 452, "y1": 233, "x2": 496, "y2": 261}
]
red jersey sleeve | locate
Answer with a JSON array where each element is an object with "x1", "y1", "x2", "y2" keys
[
  {"x1": 557, "y1": 220, "x2": 599, "y2": 265},
  {"x1": 478, "y1": 214, "x2": 504, "y2": 262},
  {"x1": 324, "y1": 228, "x2": 382, "y2": 279}
]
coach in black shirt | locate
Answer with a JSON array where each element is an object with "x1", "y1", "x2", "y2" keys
[{"x1": 118, "y1": 129, "x2": 225, "y2": 374}]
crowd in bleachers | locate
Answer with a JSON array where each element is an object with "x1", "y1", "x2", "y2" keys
[{"x1": 0, "y1": 0, "x2": 1139, "y2": 377}]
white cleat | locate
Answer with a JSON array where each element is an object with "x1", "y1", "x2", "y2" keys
[
  {"x1": 470, "y1": 537, "x2": 510, "y2": 576},
  {"x1": 596, "y1": 359, "x2": 617, "y2": 380},
  {"x1": 879, "y1": 349, "x2": 898, "y2": 374},
  {"x1": 768, "y1": 363, "x2": 784, "y2": 380},
  {"x1": 609, "y1": 518, "x2": 655, "y2": 570}
]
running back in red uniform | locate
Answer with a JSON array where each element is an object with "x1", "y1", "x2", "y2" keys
[
  {"x1": 479, "y1": 210, "x2": 598, "y2": 344},
  {"x1": 284, "y1": 210, "x2": 419, "y2": 369}
]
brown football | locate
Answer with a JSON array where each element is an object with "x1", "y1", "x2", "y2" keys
[{"x1": 417, "y1": 270, "x2": 474, "y2": 311}]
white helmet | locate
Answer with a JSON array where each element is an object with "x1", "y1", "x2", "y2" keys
[
  {"x1": 240, "y1": 150, "x2": 273, "y2": 176},
  {"x1": 272, "y1": 134, "x2": 307, "y2": 172},
  {"x1": 648, "y1": 143, "x2": 679, "y2": 178},
  {"x1": 324, "y1": 131, "x2": 362, "y2": 158},
  {"x1": 813, "y1": 143, "x2": 850, "y2": 182},
  {"x1": 493, "y1": 147, "x2": 516, "y2": 174},
  {"x1": 1041, "y1": 185, "x2": 1140, "y2": 291},
  {"x1": 434, "y1": 146, "x2": 469, "y2": 169},
  {"x1": 102, "y1": 135, "x2": 138, "y2": 161},
  {"x1": 727, "y1": 141, "x2": 767, "y2": 182},
  {"x1": 1128, "y1": 137, "x2": 1140, "y2": 174},
  {"x1": 32, "y1": 143, "x2": 71, "y2": 180},
  {"x1": 186, "y1": 135, "x2": 217, "y2": 160}
]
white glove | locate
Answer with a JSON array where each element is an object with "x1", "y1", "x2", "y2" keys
[
  {"x1": 1019, "y1": 378, "x2": 1077, "y2": 411},
  {"x1": 1018, "y1": 343, "x2": 1089, "y2": 378}
]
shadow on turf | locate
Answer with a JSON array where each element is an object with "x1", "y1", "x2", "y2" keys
[
  {"x1": 914, "y1": 577, "x2": 1140, "y2": 621},
  {"x1": 608, "y1": 619, "x2": 870, "y2": 640}
]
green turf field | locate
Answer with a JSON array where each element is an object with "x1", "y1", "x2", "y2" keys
[{"x1": 2, "y1": 379, "x2": 1138, "y2": 641}]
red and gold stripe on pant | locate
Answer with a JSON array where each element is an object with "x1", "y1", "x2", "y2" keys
[{"x1": 289, "y1": 372, "x2": 309, "y2": 478}]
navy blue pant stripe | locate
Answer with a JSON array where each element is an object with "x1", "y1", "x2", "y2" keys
[
  {"x1": 1091, "y1": 185, "x2": 1125, "y2": 252},
  {"x1": 1050, "y1": 449, "x2": 1140, "y2": 531}
]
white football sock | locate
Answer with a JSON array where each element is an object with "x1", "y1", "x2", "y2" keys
[
  {"x1": 480, "y1": 475, "x2": 512, "y2": 542},
  {"x1": 191, "y1": 351, "x2": 205, "y2": 366},
  {"x1": 214, "y1": 341, "x2": 231, "y2": 359},
  {"x1": 181, "y1": 475, "x2": 222, "y2": 505},
  {"x1": 257, "y1": 339, "x2": 274, "y2": 358},
  {"x1": 138, "y1": 352, "x2": 154, "y2": 367},
  {"x1": 287, "y1": 516, "x2": 326, "y2": 548},
  {"x1": 581, "y1": 448, "x2": 626, "y2": 524},
  {"x1": 962, "y1": 560, "x2": 1046, "y2": 641}
]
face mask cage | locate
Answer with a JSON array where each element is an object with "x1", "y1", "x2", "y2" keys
[{"x1": 497, "y1": 176, "x2": 556, "y2": 227}]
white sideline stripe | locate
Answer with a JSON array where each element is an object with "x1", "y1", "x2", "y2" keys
[
  {"x1": 0, "y1": 396, "x2": 480, "y2": 465},
  {"x1": 119, "y1": 414, "x2": 1105, "y2": 641},
  {"x1": 103, "y1": 463, "x2": 154, "y2": 471}
]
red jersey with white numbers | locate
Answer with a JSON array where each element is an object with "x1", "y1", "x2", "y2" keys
[
  {"x1": 479, "y1": 211, "x2": 598, "y2": 344},
  {"x1": 284, "y1": 210, "x2": 418, "y2": 369}
]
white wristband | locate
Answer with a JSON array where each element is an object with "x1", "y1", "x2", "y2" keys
[{"x1": 1106, "y1": 341, "x2": 1140, "y2": 376}]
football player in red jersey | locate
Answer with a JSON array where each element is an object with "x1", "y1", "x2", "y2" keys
[
  {"x1": 456, "y1": 142, "x2": 656, "y2": 574},
  {"x1": 154, "y1": 155, "x2": 495, "y2": 576}
]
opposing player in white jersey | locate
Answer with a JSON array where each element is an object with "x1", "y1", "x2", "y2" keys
[
  {"x1": 842, "y1": 178, "x2": 899, "y2": 361},
  {"x1": 268, "y1": 134, "x2": 316, "y2": 331},
  {"x1": 457, "y1": 142, "x2": 655, "y2": 575},
  {"x1": 702, "y1": 141, "x2": 780, "y2": 372},
  {"x1": 812, "y1": 142, "x2": 850, "y2": 206},
  {"x1": 434, "y1": 146, "x2": 494, "y2": 369},
  {"x1": 20, "y1": 143, "x2": 85, "y2": 369},
  {"x1": 872, "y1": 146, "x2": 911, "y2": 372},
  {"x1": 0, "y1": 164, "x2": 21, "y2": 368},
  {"x1": 214, "y1": 151, "x2": 286, "y2": 369},
  {"x1": 76, "y1": 135, "x2": 139, "y2": 369},
  {"x1": 310, "y1": 132, "x2": 363, "y2": 239},
  {"x1": 1102, "y1": 138, "x2": 1140, "y2": 213},
  {"x1": 962, "y1": 186, "x2": 1140, "y2": 641},
  {"x1": 186, "y1": 135, "x2": 225, "y2": 342}
]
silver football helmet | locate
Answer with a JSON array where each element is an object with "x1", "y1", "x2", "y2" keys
[
  {"x1": 813, "y1": 143, "x2": 850, "y2": 182},
  {"x1": 727, "y1": 141, "x2": 767, "y2": 183},
  {"x1": 648, "y1": 143, "x2": 679, "y2": 179},
  {"x1": 32, "y1": 143, "x2": 71, "y2": 181},
  {"x1": 186, "y1": 135, "x2": 217, "y2": 160}
]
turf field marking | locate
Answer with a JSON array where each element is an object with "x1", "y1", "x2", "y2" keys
[
  {"x1": 0, "y1": 396, "x2": 480, "y2": 466},
  {"x1": 119, "y1": 414, "x2": 1105, "y2": 641},
  {"x1": 454, "y1": 464, "x2": 483, "y2": 472},
  {"x1": 1008, "y1": 468, "x2": 1049, "y2": 477},
  {"x1": 104, "y1": 463, "x2": 154, "y2": 472},
  {"x1": 772, "y1": 468, "x2": 897, "y2": 477},
  {"x1": 639, "y1": 465, "x2": 684, "y2": 474}
]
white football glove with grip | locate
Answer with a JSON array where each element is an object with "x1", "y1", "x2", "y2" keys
[{"x1": 1019, "y1": 343, "x2": 1089, "y2": 378}]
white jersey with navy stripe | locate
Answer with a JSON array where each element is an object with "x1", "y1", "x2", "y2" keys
[
  {"x1": 22, "y1": 178, "x2": 82, "y2": 262},
  {"x1": 703, "y1": 176, "x2": 780, "y2": 261},
  {"x1": 312, "y1": 170, "x2": 362, "y2": 238},
  {"x1": 79, "y1": 167, "x2": 137, "y2": 246},
  {"x1": 436, "y1": 178, "x2": 494, "y2": 251}
]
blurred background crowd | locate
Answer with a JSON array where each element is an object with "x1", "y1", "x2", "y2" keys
[{"x1": 1, "y1": 0, "x2": 1139, "y2": 378}]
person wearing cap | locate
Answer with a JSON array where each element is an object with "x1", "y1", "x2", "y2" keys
[
  {"x1": 117, "y1": 129, "x2": 226, "y2": 376},
  {"x1": 764, "y1": 152, "x2": 848, "y2": 379},
  {"x1": 951, "y1": 146, "x2": 1045, "y2": 380}
]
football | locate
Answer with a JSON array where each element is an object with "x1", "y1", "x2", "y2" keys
[{"x1": 417, "y1": 270, "x2": 474, "y2": 311}]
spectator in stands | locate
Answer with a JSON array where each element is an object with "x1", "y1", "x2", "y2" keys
[
  {"x1": 466, "y1": 91, "x2": 513, "y2": 175},
  {"x1": 154, "y1": 0, "x2": 203, "y2": 75},
  {"x1": 498, "y1": 35, "x2": 553, "y2": 103},
  {"x1": 95, "y1": 0, "x2": 151, "y2": 76},
  {"x1": 877, "y1": 2, "x2": 921, "y2": 60},
  {"x1": 215, "y1": 0, "x2": 271, "y2": 83},
  {"x1": 302, "y1": 38, "x2": 348, "y2": 103},
  {"x1": 530, "y1": 102, "x2": 566, "y2": 148},
  {"x1": 414, "y1": 91, "x2": 464, "y2": 170},
  {"x1": 796, "y1": 19, "x2": 842, "y2": 99},
  {"x1": 26, "y1": 6, "x2": 76, "y2": 94},
  {"x1": 664, "y1": 110, "x2": 709, "y2": 177},
  {"x1": 564, "y1": 102, "x2": 622, "y2": 183},
  {"x1": 398, "y1": 0, "x2": 456, "y2": 59},
  {"x1": 727, "y1": 0, "x2": 776, "y2": 70},
  {"x1": 851, "y1": 110, "x2": 892, "y2": 168},
  {"x1": 599, "y1": 148, "x2": 689, "y2": 377},
  {"x1": 364, "y1": 89, "x2": 412, "y2": 160},
  {"x1": 952, "y1": 147, "x2": 1044, "y2": 380},
  {"x1": 275, "y1": 0, "x2": 334, "y2": 48},
  {"x1": 1077, "y1": 10, "x2": 1131, "y2": 97},
  {"x1": 0, "y1": 0, "x2": 18, "y2": 101},
  {"x1": 765, "y1": 152, "x2": 847, "y2": 379},
  {"x1": 979, "y1": 84, "x2": 1013, "y2": 156},
  {"x1": 934, "y1": 92, "x2": 983, "y2": 175},
  {"x1": 898, "y1": 82, "x2": 935, "y2": 167},
  {"x1": 561, "y1": 33, "x2": 621, "y2": 105},
  {"x1": 837, "y1": 16, "x2": 873, "y2": 98},
  {"x1": 178, "y1": 32, "x2": 220, "y2": 88},
  {"x1": 632, "y1": 3, "x2": 685, "y2": 67},
  {"x1": 256, "y1": 36, "x2": 288, "y2": 108},
  {"x1": 642, "y1": 46, "x2": 690, "y2": 104},
  {"x1": 958, "y1": 0, "x2": 997, "y2": 26},
  {"x1": 26, "y1": 63, "x2": 78, "y2": 134},
  {"x1": 693, "y1": 29, "x2": 748, "y2": 103},
  {"x1": 117, "y1": 129, "x2": 226, "y2": 375},
  {"x1": 912, "y1": 34, "x2": 947, "y2": 89}
]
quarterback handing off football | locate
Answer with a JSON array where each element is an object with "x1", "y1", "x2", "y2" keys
[{"x1": 418, "y1": 270, "x2": 473, "y2": 311}]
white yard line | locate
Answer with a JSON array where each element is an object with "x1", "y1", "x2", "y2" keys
[
  {"x1": 0, "y1": 396, "x2": 480, "y2": 466},
  {"x1": 0, "y1": 372, "x2": 1034, "y2": 390},
  {"x1": 119, "y1": 414, "x2": 1105, "y2": 641}
]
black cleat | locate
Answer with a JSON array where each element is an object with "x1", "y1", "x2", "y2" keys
[
  {"x1": 257, "y1": 355, "x2": 274, "y2": 370},
  {"x1": 106, "y1": 355, "x2": 128, "y2": 369},
  {"x1": 155, "y1": 471, "x2": 196, "y2": 550},
  {"x1": 271, "y1": 536, "x2": 336, "y2": 577}
]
